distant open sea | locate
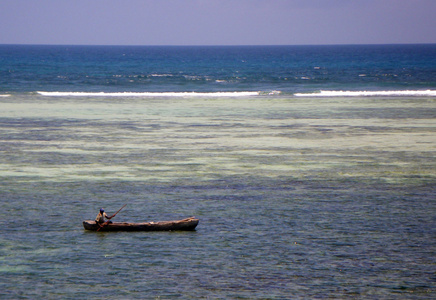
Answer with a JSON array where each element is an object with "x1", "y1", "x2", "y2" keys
[{"x1": 1, "y1": 44, "x2": 435, "y2": 299}]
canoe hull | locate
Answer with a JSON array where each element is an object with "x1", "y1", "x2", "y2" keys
[{"x1": 83, "y1": 217, "x2": 199, "y2": 232}]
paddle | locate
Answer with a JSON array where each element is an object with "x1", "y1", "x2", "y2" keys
[{"x1": 97, "y1": 204, "x2": 127, "y2": 232}]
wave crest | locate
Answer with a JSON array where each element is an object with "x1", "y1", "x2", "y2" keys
[
  {"x1": 295, "y1": 90, "x2": 436, "y2": 97},
  {"x1": 37, "y1": 91, "x2": 260, "y2": 97}
]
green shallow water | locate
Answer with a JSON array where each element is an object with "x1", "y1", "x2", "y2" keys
[{"x1": 0, "y1": 95, "x2": 435, "y2": 299}]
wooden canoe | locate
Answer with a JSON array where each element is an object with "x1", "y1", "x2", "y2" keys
[{"x1": 83, "y1": 217, "x2": 199, "y2": 232}]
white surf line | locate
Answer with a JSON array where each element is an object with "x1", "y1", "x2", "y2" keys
[
  {"x1": 294, "y1": 90, "x2": 436, "y2": 97},
  {"x1": 37, "y1": 91, "x2": 261, "y2": 97}
]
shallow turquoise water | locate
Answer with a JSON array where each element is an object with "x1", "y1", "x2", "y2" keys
[{"x1": 0, "y1": 95, "x2": 435, "y2": 299}]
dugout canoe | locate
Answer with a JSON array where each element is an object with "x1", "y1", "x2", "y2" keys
[{"x1": 83, "y1": 217, "x2": 199, "y2": 232}]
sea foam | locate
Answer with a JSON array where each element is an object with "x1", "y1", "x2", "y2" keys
[
  {"x1": 37, "y1": 91, "x2": 260, "y2": 97},
  {"x1": 294, "y1": 90, "x2": 436, "y2": 97}
]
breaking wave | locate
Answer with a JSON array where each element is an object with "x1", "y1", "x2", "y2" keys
[
  {"x1": 294, "y1": 90, "x2": 436, "y2": 97},
  {"x1": 37, "y1": 91, "x2": 260, "y2": 97},
  {"x1": 33, "y1": 90, "x2": 436, "y2": 98}
]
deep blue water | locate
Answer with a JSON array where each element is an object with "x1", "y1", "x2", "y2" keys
[
  {"x1": 0, "y1": 45, "x2": 435, "y2": 299},
  {"x1": 1, "y1": 44, "x2": 436, "y2": 94}
]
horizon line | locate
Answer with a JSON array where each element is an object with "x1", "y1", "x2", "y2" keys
[{"x1": 1, "y1": 42, "x2": 435, "y2": 47}]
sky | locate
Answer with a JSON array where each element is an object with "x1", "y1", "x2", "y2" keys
[{"x1": 1, "y1": 0, "x2": 435, "y2": 46}]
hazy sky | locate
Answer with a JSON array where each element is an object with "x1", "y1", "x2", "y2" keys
[{"x1": 1, "y1": 0, "x2": 435, "y2": 45}]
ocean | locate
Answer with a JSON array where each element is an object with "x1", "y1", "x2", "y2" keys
[{"x1": 0, "y1": 44, "x2": 435, "y2": 299}]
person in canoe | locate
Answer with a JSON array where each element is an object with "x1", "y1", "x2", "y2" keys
[
  {"x1": 95, "y1": 208, "x2": 113, "y2": 228},
  {"x1": 95, "y1": 205, "x2": 127, "y2": 230}
]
